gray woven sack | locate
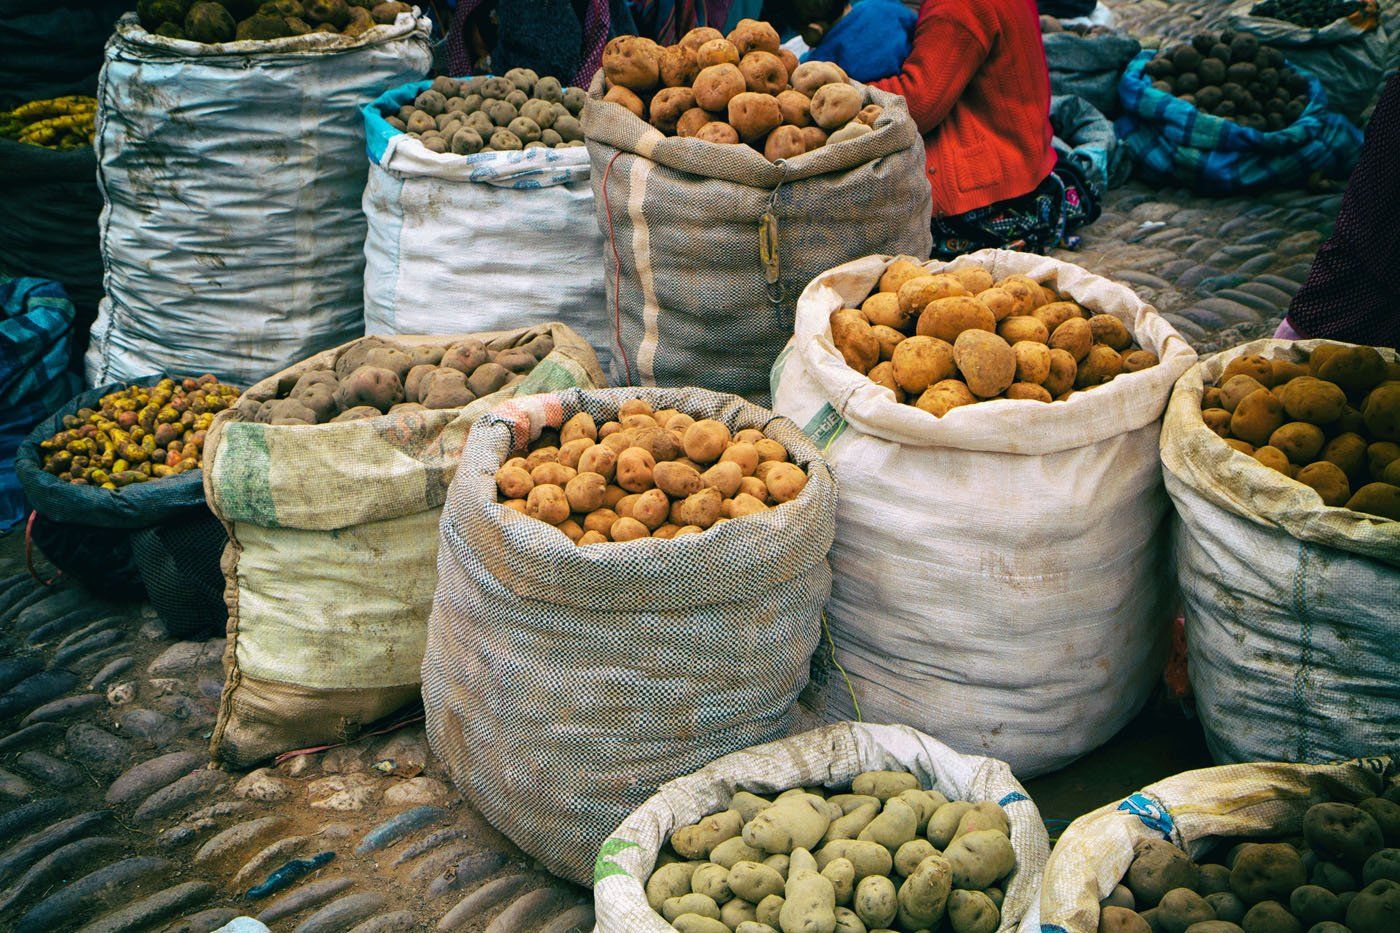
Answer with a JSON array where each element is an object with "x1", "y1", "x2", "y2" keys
[
  {"x1": 583, "y1": 78, "x2": 932, "y2": 406},
  {"x1": 421, "y1": 386, "x2": 837, "y2": 887}
]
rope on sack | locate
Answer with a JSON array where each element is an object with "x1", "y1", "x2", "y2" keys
[
  {"x1": 599, "y1": 148, "x2": 635, "y2": 385},
  {"x1": 25, "y1": 512, "x2": 60, "y2": 587},
  {"x1": 822, "y1": 611, "x2": 861, "y2": 721},
  {"x1": 759, "y1": 174, "x2": 789, "y2": 310},
  {"x1": 272, "y1": 711, "x2": 426, "y2": 766}
]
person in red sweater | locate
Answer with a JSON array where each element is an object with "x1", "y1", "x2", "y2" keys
[{"x1": 805, "y1": 0, "x2": 1096, "y2": 258}]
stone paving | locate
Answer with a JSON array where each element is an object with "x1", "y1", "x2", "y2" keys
[{"x1": 0, "y1": 1, "x2": 1355, "y2": 929}]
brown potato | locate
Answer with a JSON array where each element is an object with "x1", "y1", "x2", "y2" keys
[
  {"x1": 495, "y1": 465, "x2": 533, "y2": 499},
  {"x1": 1221, "y1": 354, "x2": 1275, "y2": 388},
  {"x1": 754, "y1": 438, "x2": 788, "y2": 463},
  {"x1": 701, "y1": 460, "x2": 743, "y2": 498},
  {"x1": 1088, "y1": 314, "x2": 1133, "y2": 351},
  {"x1": 502, "y1": 498, "x2": 527, "y2": 514},
  {"x1": 720, "y1": 442, "x2": 759, "y2": 476},
  {"x1": 616, "y1": 446, "x2": 656, "y2": 492},
  {"x1": 659, "y1": 43, "x2": 700, "y2": 87},
  {"x1": 654, "y1": 460, "x2": 703, "y2": 498},
  {"x1": 800, "y1": 125, "x2": 828, "y2": 150},
  {"x1": 676, "y1": 107, "x2": 712, "y2": 137},
  {"x1": 603, "y1": 85, "x2": 645, "y2": 118},
  {"x1": 1202, "y1": 408, "x2": 1232, "y2": 437},
  {"x1": 579, "y1": 444, "x2": 619, "y2": 482},
  {"x1": 1279, "y1": 376, "x2": 1347, "y2": 424},
  {"x1": 870, "y1": 325, "x2": 904, "y2": 362},
  {"x1": 954, "y1": 330, "x2": 1016, "y2": 398},
  {"x1": 950, "y1": 266, "x2": 994, "y2": 295},
  {"x1": 790, "y1": 60, "x2": 846, "y2": 96},
  {"x1": 524, "y1": 446, "x2": 559, "y2": 470},
  {"x1": 917, "y1": 296, "x2": 996, "y2": 344},
  {"x1": 1296, "y1": 461, "x2": 1351, "y2": 507},
  {"x1": 683, "y1": 419, "x2": 731, "y2": 464},
  {"x1": 565, "y1": 472, "x2": 608, "y2": 512},
  {"x1": 879, "y1": 258, "x2": 926, "y2": 294},
  {"x1": 1075, "y1": 345, "x2": 1123, "y2": 388},
  {"x1": 1272, "y1": 358, "x2": 1309, "y2": 386},
  {"x1": 583, "y1": 508, "x2": 619, "y2": 537},
  {"x1": 633, "y1": 489, "x2": 671, "y2": 530},
  {"x1": 831, "y1": 311, "x2": 880, "y2": 374},
  {"x1": 976, "y1": 288, "x2": 1017, "y2": 322},
  {"x1": 602, "y1": 35, "x2": 661, "y2": 91},
  {"x1": 861, "y1": 292, "x2": 908, "y2": 330},
  {"x1": 855, "y1": 103, "x2": 883, "y2": 126},
  {"x1": 1033, "y1": 301, "x2": 1086, "y2": 333},
  {"x1": 898, "y1": 275, "x2": 967, "y2": 315},
  {"x1": 738, "y1": 476, "x2": 769, "y2": 502},
  {"x1": 557, "y1": 438, "x2": 593, "y2": 469},
  {"x1": 1221, "y1": 374, "x2": 1269, "y2": 412},
  {"x1": 578, "y1": 530, "x2": 609, "y2": 545},
  {"x1": 614, "y1": 493, "x2": 640, "y2": 519},
  {"x1": 1049, "y1": 318, "x2": 1094, "y2": 363},
  {"x1": 763, "y1": 125, "x2": 805, "y2": 161},
  {"x1": 1224, "y1": 438, "x2": 1256, "y2": 455},
  {"x1": 1006, "y1": 382, "x2": 1052, "y2": 402},
  {"x1": 695, "y1": 121, "x2": 740, "y2": 144},
  {"x1": 915, "y1": 379, "x2": 976, "y2": 417},
  {"x1": 1122, "y1": 350, "x2": 1159, "y2": 373},
  {"x1": 680, "y1": 26, "x2": 724, "y2": 51},
  {"x1": 892, "y1": 336, "x2": 956, "y2": 394},
  {"x1": 1317, "y1": 432, "x2": 1367, "y2": 481},
  {"x1": 632, "y1": 425, "x2": 683, "y2": 462},
  {"x1": 675, "y1": 486, "x2": 723, "y2": 527},
  {"x1": 739, "y1": 50, "x2": 787, "y2": 94},
  {"x1": 1316, "y1": 346, "x2": 1387, "y2": 398},
  {"x1": 765, "y1": 462, "x2": 808, "y2": 503},
  {"x1": 1231, "y1": 389, "x2": 1288, "y2": 447},
  {"x1": 1203, "y1": 387, "x2": 1223, "y2": 408},
  {"x1": 997, "y1": 280, "x2": 1041, "y2": 316},
  {"x1": 727, "y1": 493, "x2": 770, "y2": 518},
  {"x1": 1013, "y1": 341, "x2": 1051, "y2": 384},
  {"x1": 611, "y1": 516, "x2": 650, "y2": 541},
  {"x1": 1345, "y1": 482, "x2": 1400, "y2": 520},
  {"x1": 1363, "y1": 382, "x2": 1400, "y2": 441},
  {"x1": 728, "y1": 92, "x2": 782, "y2": 141},
  {"x1": 526, "y1": 484, "x2": 570, "y2": 524},
  {"x1": 997, "y1": 316, "x2": 1050, "y2": 345},
  {"x1": 650, "y1": 86, "x2": 697, "y2": 133},
  {"x1": 810, "y1": 82, "x2": 863, "y2": 130},
  {"x1": 1254, "y1": 446, "x2": 1295, "y2": 476},
  {"x1": 363, "y1": 346, "x2": 414, "y2": 381},
  {"x1": 1043, "y1": 348, "x2": 1078, "y2": 397},
  {"x1": 531, "y1": 461, "x2": 577, "y2": 487},
  {"x1": 729, "y1": 17, "x2": 780, "y2": 55},
  {"x1": 777, "y1": 89, "x2": 812, "y2": 127},
  {"x1": 695, "y1": 37, "x2": 740, "y2": 68},
  {"x1": 694, "y1": 63, "x2": 746, "y2": 111},
  {"x1": 557, "y1": 519, "x2": 584, "y2": 542},
  {"x1": 1269, "y1": 422, "x2": 1326, "y2": 465},
  {"x1": 868, "y1": 361, "x2": 905, "y2": 401},
  {"x1": 561, "y1": 412, "x2": 598, "y2": 444}
]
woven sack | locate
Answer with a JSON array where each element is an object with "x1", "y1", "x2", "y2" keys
[
  {"x1": 86, "y1": 13, "x2": 432, "y2": 388},
  {"x1": 421, "y1": 386, "x2": 837, "y2": 886},
  {"x1": 771, "y1": 250, "x2": 1198, "y2": 778},
  {"x1": 595, "y1": 721, "x2": 1050, "y2": 933},
  {"x1": 1043, "y1": 31, "x2": 1141, "y2": 116},
  {"x1": 1160, "y1": 338, "x2": 1399, "y2": 766},
  {"x1": 582, "y1": 77, "x2": 931, "y2": 405},
  {"x1": 205, "y1": 323, "x2": 604, "y2": 768},
  {"x1": 1038, "y1": 756, "x2": 1397, "y2": 933}
]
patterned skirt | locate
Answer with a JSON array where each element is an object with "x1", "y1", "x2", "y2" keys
[{"x1": 930, "y1": 156, "x2": 1100, "y2": 260}]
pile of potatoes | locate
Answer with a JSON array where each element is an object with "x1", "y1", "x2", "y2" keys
[
  {"x1": 1099, "y1": 793, "x2": 1400, "y2": 933},
  {"x1": 645, "y1": 771, "x2": 1018, "y2": 933},
  {"x1": 384, "y1": 72, "x2": 587, "y2": 155},
  {"x1": 600, "y1": 20, "x2": 883, "y2": 161},
  {"x1": 1200, "y1": 343, "x2": 1400, "y2": 519},
  {"x1": 831, "y1": 258, "x2": 1159, "y2": 415},
  {"x1": 137, "y1": 0, "x2": 411, "y2": 43},
  {"x1": 244, "y1": 334, "x2": 553, "y2": 424},
  {"x1": 1143, "y1": 29, "x2": 1311, "y2": 132},
  {"x1": 495, "y1": 397, "x2": 810, "y2": 545}
]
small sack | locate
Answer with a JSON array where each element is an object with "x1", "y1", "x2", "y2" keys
[
  {"x1": 422, "y1": 386, "x2": 837, "y2": 886},
  {"x1": 361, "y1": 78, "x2": 611, "y2": 371},
  {"x1": 1115, "y1": 51, "x2": 1363, "y2": 194},
  {"x1": 595, "y1": 721, "x2": 1049, "y2": 933},
  {"x1": 1159, "y1": 338, "x2": 1399, "y2": 765},
  {"x1": 1038, "y1": 756, "x2": 1397, "y2": 933},
  {"x1": 1044, "y1": 31, "x2": 1142, "y2": 117}
]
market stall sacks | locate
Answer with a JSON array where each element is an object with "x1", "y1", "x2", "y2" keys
[
  {"x1": 1160, "y1": 339, "x2": 1399, "y2": 766},
  {"x1": 85, "y1": 11, "x2": 432, "y2": 389},
  {"x1": 1037, "y1": 755, "x2": 1397, "y2": 933},
  {"x1": 421, "y1": 386, "x2": 836, "y2": 886},
  {"x1": 583, "y1": 75, "x2": 930, "y2": 406},
  {"x1": 594, "y1": 721, "x2": 1050, "y2": 932},
  {"x1": 771, "y1": 251, "x2": 1197, "y2": 778},
  {"x1": 361, "y1": 75, "x2": 611, "y2": 370},
  {"x1": 206, "y1": 324, "x2": 604, "y2": 769}
]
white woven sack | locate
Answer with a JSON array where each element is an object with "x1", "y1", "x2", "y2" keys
[
  {"x1": 771, "y1": 250, "x2": 1198, "y2": 777},
  {"x1": 87, "y1": 12, "x2": 432, "y2": 388},
  {"x1": 594, "y1": 721, "x2": 1050, "y2": 933},
  {"x1": 1038, "y1": 755, "x2": 1398, "y2": 933},
  {"x1": 582, "y1": 77, "x2": 932, "y2": 406},
  {"x1": 421, "y1": 386, "x2": 837, "y2": 887},
  {"x1": 362, "y1": 133, "x2": 611, "y2": 370},
  {"x1": 1159, "y1": 338, "x2": 1400, "y2": 766}
]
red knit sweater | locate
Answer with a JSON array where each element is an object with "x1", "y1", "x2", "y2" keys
[{"x1": 870, "y1": 0, "x2": 1056, "y2": 217}]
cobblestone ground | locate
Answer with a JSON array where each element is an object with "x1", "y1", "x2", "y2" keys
[{"x1": 0, "y1": 2, "x2": 1350, "y2": 929}]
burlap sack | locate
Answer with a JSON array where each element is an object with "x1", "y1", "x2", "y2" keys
[
  {"x1": 1038, "y1": 756, "x2": 1397, "y2": 933},
  {"x1": 206, "y1": 324, "x2": 605, "y2": 768},
  {"x1": 421, "y1": 386, "x2": 837, "y2": 886},
  {"x1": 583, "y1": 77, "x2": 932, "y2": 405}
]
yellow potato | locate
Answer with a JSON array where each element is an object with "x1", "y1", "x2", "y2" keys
[{"x1": 892, "y1": 336, "x2": 956, "y2": 394}]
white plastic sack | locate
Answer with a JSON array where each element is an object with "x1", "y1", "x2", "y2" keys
[
  {"x1": 594, "y1": 721, "x2": 1050, "y2": 933},
  {"x1": 771, "y1": 251, "x2": 1198, "y2": 778},
  {"x1": 1159, "y1": 338, "x2": 1400, "y2": 766},
  {"x1": 1038, "y1": 756, "x2": 1397, "y2": 933},
  {"x1": 87, "y1": 12, "x2": 432, "y2": 388},
  {"x1": 362, "y1": 84, "x2": 610, "y2": 370}
]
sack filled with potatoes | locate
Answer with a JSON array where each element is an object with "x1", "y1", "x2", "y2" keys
[{"x1": 595, "y1": 19, "x2": 889, "y2": 161}]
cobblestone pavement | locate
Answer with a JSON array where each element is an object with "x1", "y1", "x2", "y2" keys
[{"x1": 0, "y1": 2, "x2": 1350, "y2": 929}]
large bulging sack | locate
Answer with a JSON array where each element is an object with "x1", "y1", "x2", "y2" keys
[
  {"x1": 206, "y1": 324, "x2": 605, "y2": 768},
  {"x1": 361, "y1": 79, "x2": 611, "y2": 371},
  {"x1": 583, "y1": 79, "x2": 932, "y2": 406},
  {"x1": 1159, "y1": 338, "x2": 1399, "y2": 766},
  {"x1": 1043, "y1": 31, "x2": 1142, "y2": 117},
  {"x1": 86, "y1": 13, "x2": 432, "y2": 389},
  {"x1": 421, "y1": 386, "x2": 837, "y2": 886},
  {"x1": 1037, "y1": 756, "x2": 1397, "y2": 933},
  {"x1": 771, "y1": 251, "x2": 1198, "y2": 778},
  {"x1": 595, "y1": 722, "x2": 1050, "y2": 933}
]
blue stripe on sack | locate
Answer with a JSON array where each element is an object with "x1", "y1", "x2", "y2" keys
[
  {"x1": 802, "y1": 402, "x2": 848, "y2": 452},
  {"x1": 362, "y1": 78, "x2": 434, "y2": 165},
  {"x1": 1117, "y1": 792, "x2": 1174, "y2": 837},
  {"x1": 1042, "y1": 925, "x2": 1072, "y2": 933},
  {"x1": 998, "y1": 791, "x2": 1029, "y2": 806}
]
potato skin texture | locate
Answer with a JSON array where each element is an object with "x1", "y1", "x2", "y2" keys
[
  {"x1": 954, "y1": 331, "x2": 1016, "y2": 399},
  {"x1": 1230, "y1": 389, "x2": 1287, "y2": 447}
]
